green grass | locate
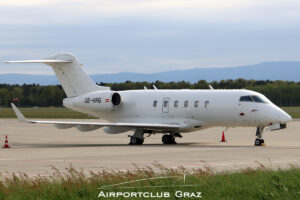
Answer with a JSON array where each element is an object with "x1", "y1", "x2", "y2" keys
[
  {"x1": 0, "y1": 107, "x2": 96, "y2": 119},
  {"x1": 281, "y1": 107, "x2": 300, "y2": 118},
  {"x1": 0, "y1": 164, "x2": 300, "y2": 200},
  {"x1": 0, "y1": 107, "x2": 299, "y2": 119}
]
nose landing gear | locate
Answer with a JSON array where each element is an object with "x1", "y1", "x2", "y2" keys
[{"x1": 255, "y1": 126, "x2": 265, "y2": 146}]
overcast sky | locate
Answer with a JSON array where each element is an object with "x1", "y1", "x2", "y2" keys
[{"x1": 0, "y1": 0, "x2": 300, "y2": 74}]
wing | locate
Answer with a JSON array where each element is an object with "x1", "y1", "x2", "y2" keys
[{"x1": 11, "y1": 103, "x2": 180, "y2": 131}]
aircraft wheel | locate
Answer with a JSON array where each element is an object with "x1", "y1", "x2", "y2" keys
[
  {"x1": 162, "y1": 135, "x2": 176, "y2": 144},
  {"x1": 162, "y1": 135, "x2": 168, "y2": 144},
  {"x1": 129, "y1": 137, "x2": 144, "y2": 145},
  {"x1": 254, "y1": 138, "x2": 264, "y2": 146}
]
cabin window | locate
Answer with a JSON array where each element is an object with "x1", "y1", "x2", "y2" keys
[
  {"x1": 205, "y1": 100, "x2": 209, "y2": 108},
  {"x1": 184, "y1": 101, "x2": 188, "y2": 108},
  {"x1": 194, "y1": 101, "x2": 199, "y2": 108},
  {"x1": 174, "y1": 100, "x2": 178, "y2": 108},
  {"x1": 163, "y1": 100, "x2": 169, "y2": 107},
  {"x1": 153, "y1": 100, "x2": 157, "y2": 107}
]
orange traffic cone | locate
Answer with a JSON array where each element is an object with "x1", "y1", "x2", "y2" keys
[
  {"x1": 2, "y1": 135, "x2": 11, "y2": 148},
  {"x1": 220, "y1": 131, "x2": 227, "y2": 142}
]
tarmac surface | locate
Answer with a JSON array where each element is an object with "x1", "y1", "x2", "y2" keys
[{"x1": 0, "y1": 119, "x2": 299, "y2": 176}]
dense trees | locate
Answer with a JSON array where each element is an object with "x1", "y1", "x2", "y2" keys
[
  {"x1": 1, "y1": 79, "x2": 300, "y2": 107},
  {"x1": 0, "y1": 84, "x2": 65, "y2": 107}
]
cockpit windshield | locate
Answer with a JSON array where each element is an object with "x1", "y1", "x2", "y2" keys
[
  {"x1": 252, "y1": 95, "x2": 266, "y2": 103},
  {"x1": 240, "y1": 96, "x2": 253, "y2": 102},
  {"x1": 239, "y1": 95, "x2": 268, "y2": 103}
]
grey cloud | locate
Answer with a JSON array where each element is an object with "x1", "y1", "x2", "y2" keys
[{"x1": 1, "y1": 1, "x2": 300, "y2": 74}]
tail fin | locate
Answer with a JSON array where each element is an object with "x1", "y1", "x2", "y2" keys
[{"x1": 5, "y1": 53, "x2": 110, "y2": 97}]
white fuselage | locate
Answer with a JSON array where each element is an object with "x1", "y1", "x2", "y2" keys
[{"x1": 63, "y1": 89, "x2": 292, "y2": 133}]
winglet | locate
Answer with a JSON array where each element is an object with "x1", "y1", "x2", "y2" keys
[
  {"x1": 11, "y1": 103, "x2": 28, "y2": 122},
  {"x1": 209, "y1": 85, "x2": 214, "y2": 90}
]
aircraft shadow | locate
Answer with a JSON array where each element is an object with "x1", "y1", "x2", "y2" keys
[{"x1": 15, "y1": 142, "x2": 254, "y2": 149}]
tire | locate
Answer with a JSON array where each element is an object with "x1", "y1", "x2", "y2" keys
[
  {"x1": 255, "y1": 138, "x2": 262, "y2": 146},
  {"x1": 162, "y1": 135, "x2": 169, "y2": 144},
  {"x1": 130, "y1": 137, "x2": 144, "y2": 145},
  {"x1": 137, "y1": 138, "x2": 144, "y2": 145},
  {"x1": 162, "y1": 135, "x2": 176, "y2": 144}
]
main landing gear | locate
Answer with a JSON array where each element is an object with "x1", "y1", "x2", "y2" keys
[
  {"x1": 129, "y1": 129, "x2": 144, "y2": 145},
  {"x1": 162, "y1": 133, "x2": 182, "y2": 144},
  {"x1": 255, "y1": 126, "x2": 265, "y2": 146},
  {"x1": 129, "y1": 130, "x2": 183, "y2": 145}
]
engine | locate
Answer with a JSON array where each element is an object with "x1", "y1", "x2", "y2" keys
[{"x1": 63, "y1": 91, "x2": 122, "y2": 114}]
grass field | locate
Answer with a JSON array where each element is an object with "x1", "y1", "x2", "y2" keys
[
  {"x1": 281, "y1": 107, "x2": 300, "y2": 118},
  {"x1": 0, "y1": 107, "x2": 299, "y2": 119},
  {"x1": 0, "y1": 165, "x2": 300, "y2": 200}
]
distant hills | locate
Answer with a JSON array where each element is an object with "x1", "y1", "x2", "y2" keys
[{"x1": 1, "y1": 61, "x2": 300, "y2": 85}]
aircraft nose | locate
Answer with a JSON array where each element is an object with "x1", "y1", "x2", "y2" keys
[{"x1": 279, "y1": 110, "x2": 292, "y2": 123}]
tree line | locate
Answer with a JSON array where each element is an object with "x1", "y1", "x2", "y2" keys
[{"x1": 0, "y1": 79, "x2": 300, "y2": 107}]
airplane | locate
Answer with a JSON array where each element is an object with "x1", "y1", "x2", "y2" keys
[{"x1": 6, "y1": 53, "x2": 292, "y2": 146}]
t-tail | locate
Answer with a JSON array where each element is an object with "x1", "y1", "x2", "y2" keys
[{"x1": 5, "y1": 53, "x2": 110, "y2": 97}]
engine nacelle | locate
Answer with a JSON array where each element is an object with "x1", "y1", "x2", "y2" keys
[{"x1": 63, "y1": 91, "x2": 122, "y2": 113}]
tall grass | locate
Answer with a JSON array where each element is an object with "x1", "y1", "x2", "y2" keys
[{"x1": 0, "y1": 164, "x2": 300, "y2": 199}]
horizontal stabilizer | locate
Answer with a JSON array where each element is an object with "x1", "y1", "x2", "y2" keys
[{"x1": 4, "y1": 60, "x2": 72, "y2": 63}]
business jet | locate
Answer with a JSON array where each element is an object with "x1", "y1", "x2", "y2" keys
[{"x1": 6, "y1": 53, "x2": 292, "y2": 146}]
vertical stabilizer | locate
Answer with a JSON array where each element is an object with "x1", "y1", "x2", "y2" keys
[{"x1": 5, "y1": 53, "x2": 110, "y2": 97}]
